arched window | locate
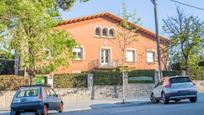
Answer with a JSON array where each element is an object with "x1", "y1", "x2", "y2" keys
[
  {"x1": 109, "y1": 28, "x2": 115, "y2": 38},
  {"x1": 95, "y1": 27, "x2": 101, "y2": 36},
  {"x1": 102, "y1": 28, "x2": 108, "y2": 37}
]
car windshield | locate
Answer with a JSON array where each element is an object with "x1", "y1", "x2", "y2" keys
[
  {"x1": 16, "y1": 87, "x2": 39, "y2": 98},
  {"x1": 170, "y1": 77, "x2": 191, "y2": 84}
]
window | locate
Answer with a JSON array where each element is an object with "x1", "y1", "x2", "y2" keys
[
  {"x1": 100, "y1": 49, "x2": 111, "y2": 64},
  {"x1": 73, "y1": 47, "x2": 83, "y2": 60},
  {"x1": 146, "y1": 52, "x2": 155, "y2": 63},
  {"x1": 126, "y1": 50, "x2": 135, "y2": 62},
  {"x1": 109, "y1": 28, "x2": 115, "y2": 38},
  {"x1": 102, "y1": 28, "x2": 108, "y2": 37},
  {"x1": 16, "y1": 88, "x2": 39, "y2": 98},
  {"x1": 95, "y1": 27, "x2": 101, "y2": 36}
]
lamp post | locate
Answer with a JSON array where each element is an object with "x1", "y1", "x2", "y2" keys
[{"x1": 151, "y1": 0, "x2": 162, "y2": 80}]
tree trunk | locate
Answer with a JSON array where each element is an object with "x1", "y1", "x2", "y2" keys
[{"x1": 184, "y1": 57, "x2": 189, "y2": 76}]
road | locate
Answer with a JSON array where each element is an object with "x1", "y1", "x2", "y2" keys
[{"x1": 1, "y1": 93, "x2": 204, "y2": 115}]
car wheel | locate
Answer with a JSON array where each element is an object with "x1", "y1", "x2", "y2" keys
[
  {"x1": 189, "y1": 97, "x2": 197, "y2": 103},
  {"x1": 150, "y1": 93, "x2": 159, "y2": 104},
  {"x1": 58, "y1": 102, "x2": 64, "y2": 113},
  {"x1": 160, "y1": 92, "x2": 169, "y2": 104},
  {"x1": 42, "y1": 105, "x2": 48, "y2": 115},
  {"x1": 10, "y1": 110, "x2": 19, "y2": 115}
]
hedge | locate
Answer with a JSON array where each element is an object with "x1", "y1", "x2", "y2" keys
[
  {"x1": 162, "y1": 70, "x2": 182, "y2": 77},
  {"x1": 189, "y1": 66, "x2": 204, "y2": 80},
  {"x1": 54, "y1": 73, "x2": 87, "y2": 88},
  {"x1": 0, "y1": 75, "x2": 28, "y2": 91},
  {"x1": 92, "y1": 71, "x2": 122, "y2": 85}
]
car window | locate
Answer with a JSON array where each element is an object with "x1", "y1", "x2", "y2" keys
[
  {"x1": 16, "y1": 87, "x2": 39, "y2": 98},
  {"x1": 48, "y1": 88, "x2": 57, "y2": 97},
  {"x1": 44, "y1": 88, "x2": 51, "y2": 96},
  {"x1": 170, "y1": 77, "x2": 191, "y2": 84}
]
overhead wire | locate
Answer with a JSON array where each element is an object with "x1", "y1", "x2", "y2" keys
[{"x1": 169, "y1": 0, "x2": 204, "y2": 11}]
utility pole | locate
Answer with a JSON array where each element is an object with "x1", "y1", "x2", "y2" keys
[
  {"x1": 14, "y1": 50, "x2": 19, "y2": 75},
  {"x1": 151, "y1": 0, "x2": 162, "y2": 80}
]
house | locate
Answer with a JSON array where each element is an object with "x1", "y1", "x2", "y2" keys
[{"x1": 55, "y1": 12, "x2": 168, "y2": 74}]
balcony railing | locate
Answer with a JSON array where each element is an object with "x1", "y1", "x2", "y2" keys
[{"x1": 88, "y1": 59, "x2": 119, "y2": 69}]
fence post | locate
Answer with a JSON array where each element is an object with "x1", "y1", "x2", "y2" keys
[{"x1": 87, "y1": 74, "x2": 94, "y2": 100}]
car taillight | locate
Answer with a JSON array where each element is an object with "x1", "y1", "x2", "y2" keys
[
  {"x1": 39, "y1": 94, "x2": 43, "y2": 101},
  {"x1": 164, "y1": 84, "x2": 171, "y2": 88}
]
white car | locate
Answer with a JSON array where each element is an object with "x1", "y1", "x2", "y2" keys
[{"x1": 150, "y1": 76, "x2": 197, "y2": 104}]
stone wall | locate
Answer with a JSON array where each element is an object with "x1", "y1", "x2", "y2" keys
[{"x1": 0, "y1": 81, "x2": 203, "y2": 108}]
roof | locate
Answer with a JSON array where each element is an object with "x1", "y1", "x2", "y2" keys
[{"x1": 57, "y1": 12, "x2": 169, "y2": 45}]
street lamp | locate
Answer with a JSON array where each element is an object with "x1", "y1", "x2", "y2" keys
[{"x1": 151, "y1": 0, "x2": 162, "y2": 80}]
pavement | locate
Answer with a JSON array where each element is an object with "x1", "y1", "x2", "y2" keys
[
  {"x1": 1, "y1": 94, "x2": 204, "y2": 115},
  {"x1": 0, "y1": 96, "x2": 149, "y2": 114}
]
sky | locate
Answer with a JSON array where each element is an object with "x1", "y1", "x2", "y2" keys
[{"x1": 60, "y1": 0, "x2": 204, "y2": 37}]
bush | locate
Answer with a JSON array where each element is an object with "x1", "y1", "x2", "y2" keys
[
  {"x1": 128, "y1": 70, "x2": 155, "y2": 77},
  {"x1": 162, "y1": 70, "x2": 182, "y2": 77},
  {"x1": 0, "y1": 75, "x2": 28, "y2": 91},
  {"x1": 128, "y1": 80, "x2": 155, "y2": 83},
  {"x1": 189, "y1": 66, "x2": 204, "y2": 80},
  {"x1": 128, "y1": 70, "x2": 155, "y2": 83},
  {"x1": 54, "y1": 73, "x2": 87, "y2": 88},
  {"x1": 92, "y1": 71, "x2": 122, "y2": 85}
]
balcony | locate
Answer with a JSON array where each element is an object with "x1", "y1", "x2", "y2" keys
[{"x1": 88, "y1": 59, "x2": 119, "y2": 69}]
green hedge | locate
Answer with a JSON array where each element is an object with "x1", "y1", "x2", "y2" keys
[
  {"x1": 0, "y1": 75, "x2": 28, "y2": 91},
  {"x1": 189, "y1": 66, "x2": 204, "y2": 80},
  {"x1": 128, "y1": 70, "x2": 155, "y2": 83},
  {"x1": 128, "y1": 70, "x2": 155, "y2": 77},
  {"x1": 162, "y1": 70, "x2": 182, "y2": 77},
  {"x1": 92, "y1": 71, "x2": 122, "y2": 85},
  {"x1": 54, "y1": 73, "x2": 87, "y2": 88}
]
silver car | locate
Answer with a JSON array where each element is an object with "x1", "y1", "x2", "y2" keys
[{"x1": 150, "y1": 76, "x2": 197, "y2": 104}]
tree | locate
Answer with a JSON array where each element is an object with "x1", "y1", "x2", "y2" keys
[
  {"x1": 110, "y1": 3, "x2": 140, "y2": 103},
  {"x1": 0, "y1": 0, "x2": 89, "y2": 84},
  {"x1": 162, "y1": 8, "x2": 204, "y2": 75}
]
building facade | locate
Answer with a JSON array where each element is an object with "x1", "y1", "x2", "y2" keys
[{"x1": 56, "y1": 12, "x2": 168, "y2": 74}]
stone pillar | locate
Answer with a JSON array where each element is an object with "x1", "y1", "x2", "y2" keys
[
  {"x1": 182, "y1": 70, "x2": 187, "y2": 76},
  {"x1": 87, "y1": 74, "x2": 94, "y2": 100},
  {"x1": 154, "y1": 71, "x2": 159, "y2": 84}
]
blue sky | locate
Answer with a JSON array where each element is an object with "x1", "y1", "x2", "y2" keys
[{"x1": 60, "y1": 0, "x2": 204, "y2": 36}]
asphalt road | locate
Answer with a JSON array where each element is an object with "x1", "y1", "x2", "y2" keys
[{"x1": 1, "y1": 93, "x2": 204, "y2": 115}]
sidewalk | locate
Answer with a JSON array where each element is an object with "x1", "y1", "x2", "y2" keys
[
  {"x1": 63, "y1": 96, "x2": 149, "y2": 112},
  {"x1": 0, "y1": 97, "x2": 150, "y2": 113}
]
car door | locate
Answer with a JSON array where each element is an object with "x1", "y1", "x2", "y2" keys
[
  {"x1": 153, "y1": 80, "x2": 163, "y2": 98},
  {"x1": 48, "y1": 88, "x2": 61, "y2": 109},
  {"x1": 44, "y1": 88, "x2": 55, "y2": 110}
]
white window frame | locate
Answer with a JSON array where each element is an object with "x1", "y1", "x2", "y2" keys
[
  {"x1": 102, "y1": 28, "x2": 108, "y2": 37},
  {"x1": 94, "y1": 26, "x2": 102, "y2": 37},
  {"x1": 146, "y1": 51, "x2": 155, "y2": 63},
  {"x1": 72, "y1": 47, "x2": 84, "y2": 60},
  {"x1": 99, "y1": 47, "x2": 112, "y2": 65},
  {"x1": 108, "y1": 27, "x2": 116, "y2": 38},
  {"x1": 125, "y1": 48, "x2": 136, "y2": 62}
]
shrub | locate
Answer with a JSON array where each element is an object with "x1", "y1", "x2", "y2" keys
[
  {"x1": 162, "y1": 70, "x2": 182, "y2": 77},
  {"x1": 54, "y1": 73, "x2": 87, "y2": 88},
  {"x1": 189, "y1": 66, "x2": 204, "y2": 80},
  {"x1": 0, "y1": 75, "x2": 28, "y2": 91},
  {"x1": 128, "y1": 70, "x2": 155, "y2": 83},
  {"x1": 92, "y1": 71, "x2": 122, "y2": 85},
  {"x1": 128, "y1": 70, "x2": 155, "y2": 77}
]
